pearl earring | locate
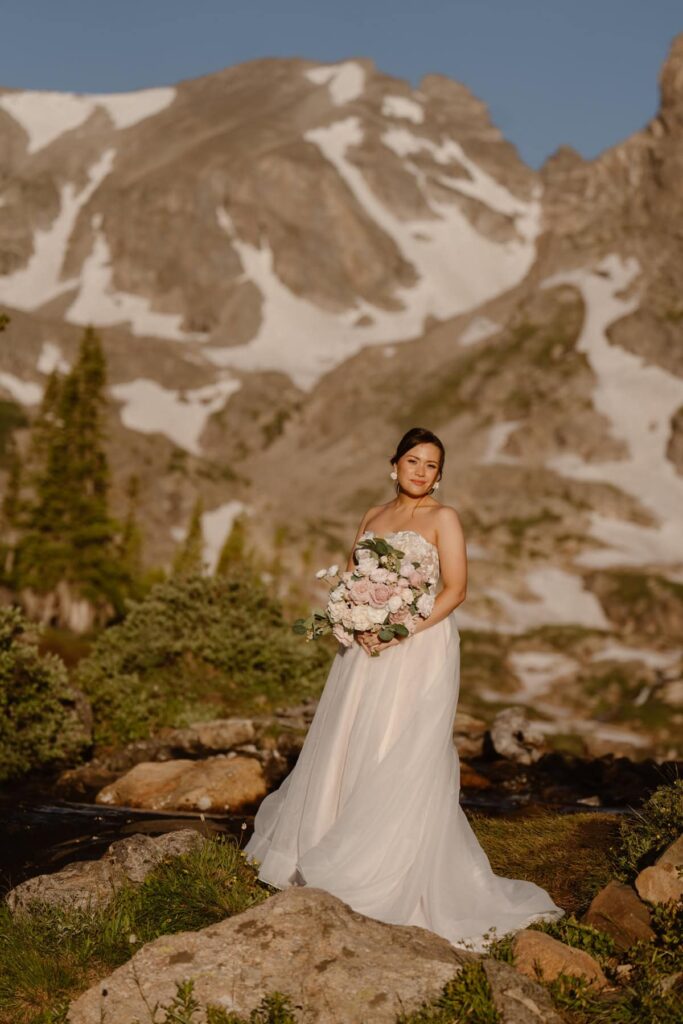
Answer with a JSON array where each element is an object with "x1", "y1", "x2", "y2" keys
[
  {"x1": 433, "y1": 481, "x2": 440, "y2": 491},
  {"x1": 390, "y1": 470, "x2": 397, "y2": 480}
]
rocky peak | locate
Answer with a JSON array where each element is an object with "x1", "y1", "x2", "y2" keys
[{"x1": 658, "y1": 31, "x2": 683, "y2": 127}]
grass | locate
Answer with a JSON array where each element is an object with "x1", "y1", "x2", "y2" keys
[
  {"x1": 468, "y1": 809, "x2": 620, "y2": 916},
  {"x1": 1, "y1": 793, "x2": 681, "y2": 1024},
  {"x1": 0, "y1": 837, "x2": 270, "y2": 1024}
]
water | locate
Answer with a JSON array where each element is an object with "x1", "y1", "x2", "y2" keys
[{"x1": 0, "y1": 796, "x2": 248, "y2": 893}]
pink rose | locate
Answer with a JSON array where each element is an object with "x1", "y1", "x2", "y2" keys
[
  {"x1": 409, "y1": 570, "x2": 425, "y2": 587},
  {"x1": 389, "y1": 609, "x2": 417, "y2": 634},
  {"x1": 332, "y1": 622, "x2": 353, "y2": 646},
  {"x1": 369, "y1": 582, "x2": 392, "y2": 607},
  {"x1": 349, "y1": 578, "x2": 372, "y2": 604}
]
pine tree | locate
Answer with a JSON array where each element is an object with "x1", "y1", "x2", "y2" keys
[
  {"x1": 15, "y1": 327, "x2": 131, "y2": 617},
  {"x1": 215, "y1": 511, "x2": 254, "y2": 576},
  {"x1": 172, "y1": 496, "x2": 206, "y2": 577}
]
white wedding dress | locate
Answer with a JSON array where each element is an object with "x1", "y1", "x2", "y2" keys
[{"x1": 245, "y1": 529, "x2": 564, "y2": 950}]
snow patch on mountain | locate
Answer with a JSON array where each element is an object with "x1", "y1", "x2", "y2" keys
[
  {"x1": 459, "y1": 316, "x2": 500, "y2": 347},
  {"x1": 208, "y1": 120, "x2": 540, "y2": 388},
  {"x1": 382, "y1": 95, "x2": 424, "y2": 123},
  {"x1": 67, "y1": 221, "x2": 205, "y2": 341},
  {"x1": 0, "y1": 87, "x2": 175, "y2": 154},
  {"x1": 37, "y1": 341, "x2": 70, "y2": 375},
  {"x1": 201, "y1": 501, "x2": 248, "y2": 573},
  {"x1": 171, "y1": 499, "x2": 248, "y2": 573},
  {"x1": 481, "y1": 421, "x2": 523, "y2": 464},
  {"x1": 591, "y1": 643, "x2": 682, "y2": 669},
  {"x1": 305, "y1": 62, "x2": 365, "y2": 105},
  {"x1": 0, "y1": 149, "x2": 114, "y2": 310},
  {"x1": 110, "y1": 374, "x2": 240, "y2": 454},
  {"x1": 0, "y1": 372, "x2": 42, "y2": 405},
  {"x1": 541, "y1": 254, "x2": 683, "y2": 573},
  {"x1": 382, "y1": 128, "x2": 541, "y2": 240},
  {"x1": 486, "y1": 566, "x2": 611, "y2": 632}
]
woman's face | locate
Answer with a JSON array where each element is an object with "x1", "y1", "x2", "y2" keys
[{"x1": 396, "y1": 443, "x2": 441, "y2": 496}]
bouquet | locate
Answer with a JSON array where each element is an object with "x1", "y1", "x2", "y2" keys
[{"x1": 293, "y1": 535, "x2": 435, "y2": 656}]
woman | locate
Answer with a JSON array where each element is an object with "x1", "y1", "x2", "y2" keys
[{"x1": 244, "y1": 427, "x2": 564, "y2": 950}]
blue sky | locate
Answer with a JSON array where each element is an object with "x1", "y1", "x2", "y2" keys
[{"x1": 1, "y1": 0, "x2": 681, "y2": 169}]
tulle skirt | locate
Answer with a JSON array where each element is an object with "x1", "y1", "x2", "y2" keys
[{"x1": 244, "y1": 612, "x2": 564, "y2": 950}]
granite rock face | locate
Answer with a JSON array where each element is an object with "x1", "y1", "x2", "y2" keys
[{"x1": 67, "y1": 886, "x2": 475, "y2": 1024}]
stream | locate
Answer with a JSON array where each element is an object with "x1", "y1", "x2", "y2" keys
[{"x1": 2, "y1": 751, "x2": 679, "y2": 894}]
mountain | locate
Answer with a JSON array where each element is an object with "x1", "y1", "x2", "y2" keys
[{"x1": 1, "y1": 42, "x2": 682, "y2": 758}]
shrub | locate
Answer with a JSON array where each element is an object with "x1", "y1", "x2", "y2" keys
[
  {"x1": 76, "y1": 569, "x2": 331, "y2": 748},
  {"x1": 611, "y1": 777, "x2": 683, "y2": 880},
  {"x1": 0, "y1": 607, "x2": 90, "y2": 782}
]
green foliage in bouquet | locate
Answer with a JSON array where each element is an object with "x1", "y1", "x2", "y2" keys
[
  {"x1": 0, "y1": 606, "x2": 91, "y2": 781},
  {"x1": 77, "y1": 568, "x2": 331, "y2": 748},
  {"x1": 293, "y1": 535, "x2": 426, "y2": 652}
]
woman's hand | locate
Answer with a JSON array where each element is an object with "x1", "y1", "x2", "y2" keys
[
  {"x1": 356, "y1": 630, "x2": 380, "y2": 656},
  {"x1": 356, "y1": 631, "x2": 402, "y2": 656}
]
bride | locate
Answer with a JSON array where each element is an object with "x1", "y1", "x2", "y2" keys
[{"x1": 244, "y1": 426, "x2": 564, "y2": 950}]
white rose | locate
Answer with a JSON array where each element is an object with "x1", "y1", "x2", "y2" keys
[
  {"x1": 399, "y1": 562, "x2": 414, "y2": 578},
  {"x1": 417, "y1": 593, "x2": 435, "y2": 617},
  {"x1": 387, "y1": 594, "x2": 403, "y2": 613},
  {"x1": 330, "y1": 584, "x2": 345, "y2": 602},
  {"x1": 351, "y1": 605, "x2": 374, "y2": 631},
  {"x1": 315, "y1": 568, "x2": 327, "y2": 579},
  {"x1": 341, "y1": 607, "x2": 355, "y2": 630},
  {"x1": 370, "y1": 567, "x2": 391, "y2": 583},
  {"x1": 385, "y1": 571, "x2": 398, "y2": 583},
  {"x1": 327, "y1": 564, "x2": 339, "y2": 576},
  {"x1": 400, "y1": 587, "x2": 413, "y2": 605},
  {"x1": 328, "y1": 601, "x2": 346, "y2": 623},
  {"x1": 368, "y1": 606, "x2": 389, "y2": 624}
]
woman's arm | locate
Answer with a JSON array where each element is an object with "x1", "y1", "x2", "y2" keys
[{"x1": 412, "y1": 506, "x2": 467, "y2": 635}]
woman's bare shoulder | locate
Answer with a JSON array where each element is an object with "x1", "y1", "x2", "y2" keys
[
  {"x1": 435, "y1": 504, "x2": 464, "y2": 533},
  {"x1": 361, "y1": 502, "x2": 391, "y2": 528}
]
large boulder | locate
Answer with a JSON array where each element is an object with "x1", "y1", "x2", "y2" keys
[
  {"x1": 7, "y1": 830, "x2": 204, "y2": 914},
  {"x1": 635, "y1": 833, "x2": 683, "y2": 905},
  {"x1": 489, "y1": 707, "x2": 547, "y2": 764},
  {"x1": 67, "y1": 887, "x2": 475, "y2": 1024},
  {"x1": 96, "y1": 754, "x2": 267, "y2": 813},
  {"x1": 582, "y1": 880, "x2": 655, "y2": 949},
  {"x1": 512, "y1": 930, "x2": 608, "y2": 991}
]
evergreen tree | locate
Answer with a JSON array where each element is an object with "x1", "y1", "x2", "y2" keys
[
  {"x1": 215, "y1": 511, "x2": 254, "y2": 576},
  {"x1": 15, "y1": 327, "x2": 132, "y2": 616},
  {"x1": 172, "y1": 496, "x2": 206, "y2": 577}
]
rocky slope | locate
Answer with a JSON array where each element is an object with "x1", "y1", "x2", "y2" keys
[{"x1": 1, "y1": 40, "x2": 683, "y2": 755}]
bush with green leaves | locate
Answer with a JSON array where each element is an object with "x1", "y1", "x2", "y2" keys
[
  {"x1": 0, "y1": 606, "x2": 90, "y2": 782},
  {"x1": 76, "y1": 569, "x2": 332, "y2": 748},
  {"x1": 611, "y1": 776, "x2": 683, "y2": 880}
]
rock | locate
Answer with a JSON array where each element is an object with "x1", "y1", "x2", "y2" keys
[
  {"x1": 7, "y1": 830, "x2": 204, "y2": 914},
  {"x1": 490, "y1": 707, "x2": 547, "y2": 765},
  {"x1": 512, "y1": 930, "x2": 608, "y2": 990},
  {"x1": 67, "y1": 887, "x2": 475, "y2": 1024},
  {"x1": 168, "y1": 718, "x2": 256, "y2": 754},
  {"x1": 635, "y1": 832, "x2": 683, "y2": 904},
  {"x1": 482, "y1": 957, "x2": 563, "y2": 1023},
  {"x1": 582, "y1": 880, "x2": 655, "y2": 949},
  {"x1": 460, "y1": 762, "x2": 493, "y2": 789},
  {"x1": 453, "y1": 712, "x2": 488, "y2": 759},
  {"x1": 635, "y1": 864, "x2": 683, "y2": 905},
  {"x1": 96, "y1": 755, "x2": 267, "y2": 813}
]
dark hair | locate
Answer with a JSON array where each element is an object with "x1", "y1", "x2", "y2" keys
[{"x1": 390, "y1": 427, "x2": 445, "y2": 484}]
